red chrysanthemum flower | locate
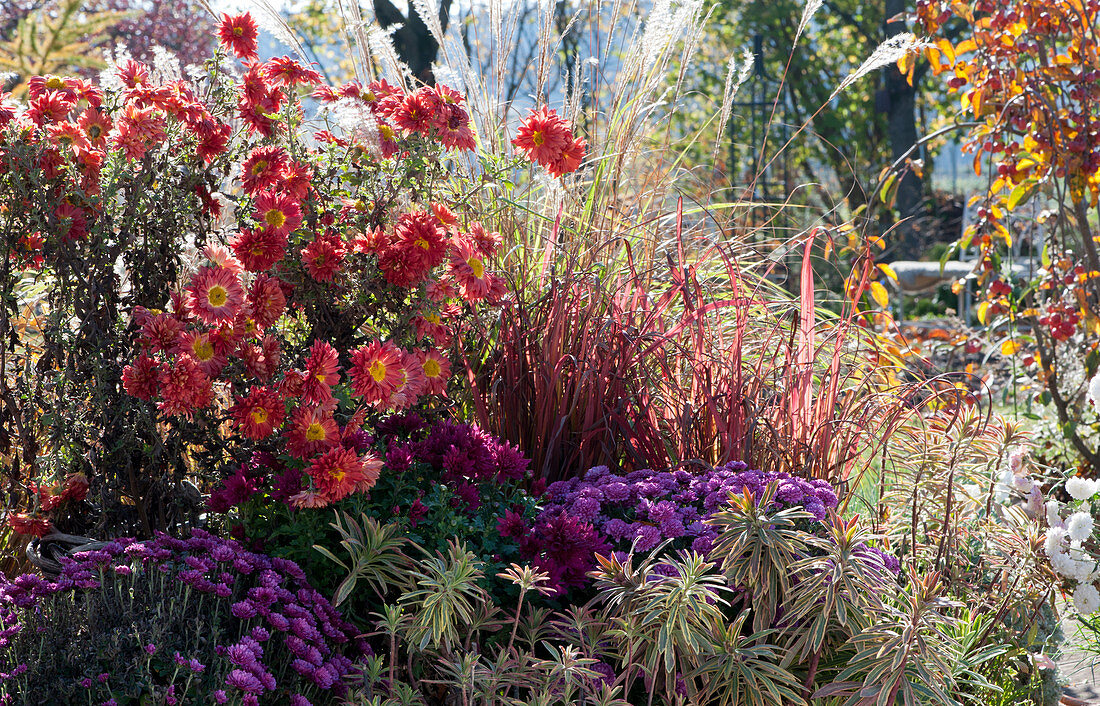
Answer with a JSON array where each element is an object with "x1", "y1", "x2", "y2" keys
[
  {"x1": 122, "y1": 354, "x2": 162, "y2": 400},
  {"x1": 139, "y1": 312, "x2": 183, "y2": 352},
  {"x1": 301, "y1": 234, "x2": 345, "y2": 283},
  {"x1": 77, "y1": 108, "x2": 112, "y2": 149},
  {"x1": 436, "y1": 103, "x2": 476, "y2": 151},
  {"x1": 117, "y1": 60, "x2": 150, "y2": 88},
  {"x1": 27, "y1": 75, "x2": 79, "y2": 103},
  {"x1": 392, "y1": 88, "x2": 440, "y2": 135},
  {"x1": 411, "y1": 312, "x2": 451, "y2": 347},
  {"x1": 289, "y1": 488, "x2": 328, "y2": 509},
  {"x1": 547, "y1": 136, "x2": 587, "y2": 178},
  {"x1": 393, "y1": 210, "x2": 447, "y2": 269},
  {"x1": 230, "y1": 228, "x2": 288, "y2": 272},
  {"x1": 240, "y1": 145, "x2": 289, "y2": 195},
  {"x1": 253, "y1": 190, "x2": 302, "y2": 237},
  {"x1": 302, "y1": 339, "x2": 340, "y2": 405},
  {"x1": 512, "y1": 106, "x2": 585, "y2": 176},
  {"x1": 218, "y1": 13, "x2": 260, "y2": 60},
  {"x1": 194, "y1": 118, "x2": 232, "y2": 162},
  {"x1": 186, "y1": 265, "x2": 245, "y2": 324},
  {"x1": 285, "y1": 406, "x2": 340, "y2": 459},
  {"x1": 262, "y1": 56, "x2": 324, "y2": 87},
  {"x1": 467, "y1": 222, "x2": 502, "y2": 257},
  {"x1": 349, "y1": 340, "x2": 404, "y2": 404},
  {"x1": 26, "y1": 91, "x2": 74, "y2": 125},
  {"x1": 230, "y1": 386, "x2": 285, "y2": 440},
  {"x1": 54, "y1": 201, "x2": 87, "y2": 241},
  {"x1": 307, "y1": 446, "x2": 367, "y2": 502},
  {"x1": 283, "y1": 160, "x2": 312, "y2": 200},
  {"x1": 175, "y1": 331, "x2": 227, "y2": 377},
  {"x1": 246, "y1": 274, "x2": 286, "y2": 328},
  {"x1": 8, "y1": 513, "x2": 52, "y2": 538},
  {"x1": 418, "y1": 348, "x2": 451, "y2": 396},
  {"x1": 240, "y1": 334, "x2": 281, "y2": 382},
  {"x1": 157, "y1": 355, "x2": 213, "y2": 417},
  {"x1": 448, "y1": 241, "x2": 492, "y2": 302}
]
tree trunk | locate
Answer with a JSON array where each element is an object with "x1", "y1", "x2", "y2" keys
[
  {"x1": 884, "y1": 0, "x2": 925, "y2": 259},
  {"x1": 372, "y1": 0, "x2": 453, "y2": 84}
]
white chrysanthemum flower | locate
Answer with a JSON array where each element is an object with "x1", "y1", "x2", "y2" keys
[
  {"x1": 1014, "y1": 475, "x2": 1035, "y2": 494},
  {"x1": 1052, "y1": 551, "x2": 1075, "y2": 578},
  {"x1": 1045, "y1": 527, "x2": 1068, "y2": 558},
  {"x1": 995, "y1": 468, "x2": 1014, "y2": 504},
  {"x1": 1069, "y1": 512, "x2": 1096, "y2": 542},
  {"x1": 1048, "y1": 500, "x2": 1065, "y2": 528},
  {"x1": 1089, "y1": 370, "x2": 1100, "y2": 412},
  {"x1": 1075, "y1": 583, "x2": 1100, "y2": 615},
  {"x1": 1067, "y1": 477, "x2": 1097, "y2": 501}
]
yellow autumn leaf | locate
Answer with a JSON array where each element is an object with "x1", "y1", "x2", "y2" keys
[
  {"x1": 977, "y1": 301, "x2": 991, "y2": 324},
  {"x1": 869, "y1": 281, "x2": 890, "y2": 308},
  {"x1": 1001, "y1": 340, "x2": 1021, "y2": 355},
  {"x1": 877, "y1": 263, "x2": 898, "y2": 282}
]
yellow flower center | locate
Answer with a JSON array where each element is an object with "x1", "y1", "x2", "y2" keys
[
  {"x1": 369, "y1": 359, "x2": 387, "y2": 382},
  {"x1": 250, "y1": 407, "x2": 269, "y2": 424},
  {"x1": 426, "y1": 314, "x2": 441, "y2": 324},
  {"x1": 380, "y1": 125, "x2": 395, "y2": 141},
  {"x1": 422, "y1": 357, "x2": 441, "y2": 378},
  {"x1": 531, "y1": 131, "x2": 545, "y2": 146},
  {"x1": 233, "y1": 26, "x2": 244, "y2": 36},
  {"x1": 251, "y1": 160, "x2": 268, "y2": 175},
  {"x1": 192, "y1": 338, "x2": 215, "y2": 361},
  {"x1": 46, "y1": 77, "x2": 64, "y2": 89},
  {"x1": 305, "y1": 422, "x2": 327, "y2": 441},
  {"x1": 265, "y1": 209, "x2": 287, "y2": 229},
  {"x1": 414, "y1": 238, "x2": 430, "y2": 251},
  {"x1": 87, "y1": 125, "x2": 102, "y2": 139},
  {"x1": 315, "y1": 371, "x2": 327, "y2": 383},
  {"x1": 206, "y1": 285, "x2": 228, "y2": 308},
  {"x1": 331, "y1": 469, "x2": 346, "y2": 482},
  {"x1": 468, "y1": 257, "x2": 485, "y2": 279}
]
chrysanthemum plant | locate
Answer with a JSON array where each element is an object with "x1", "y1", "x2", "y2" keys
[{"x1": 0, "y1": 12, "x2": 584, "y2": 540}]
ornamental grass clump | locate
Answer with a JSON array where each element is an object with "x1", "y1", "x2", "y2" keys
[{"x1": 0, "y1": 528, "x2": 365, "y2": 705}]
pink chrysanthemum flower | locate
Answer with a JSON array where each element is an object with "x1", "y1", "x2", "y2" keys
[
  {"x1": 253, "y1": 191, "x2": 302, "y2": 237},
  {"x1": 230, "y1": 386, "x2": 285, "y2": 440},
  {"x1": 418, "y1": 348, "x2": 451, "y2": 396},
  {"x1": 262, "y1": 56, "x2": 324, "y2": 87},
  {"x1": 307, "y1": 446, "x2": 367, "y2": 502},
  {"x1": 218, "y1": 13, "x2": 259, "y2": 60},
  {"x1": 175, "y1": 331, "x2": 227, "y2": 377},
  {"x1": 203, "y1": 243, "x2": 244, "y2": 275},
  {"x1": 302, "y1": 340, "x2": 340, "y2": 405},
  {"x1": 349, "y1": 340, "x2": 404, "y2": 404},
  {"x1": 355, "y1": 454, "x2": 384, "y2": 493},
  {"x1": 186, "y1": 266, "x2": 245, "y2": 325},
  {"x1": 122, "y1": 354, "x2": 162, "y2": 400},
  {"x1": 285, "y1": 406, "x2": 339, "y2": 460},
  {"x1": 288, "y1": 489, "x2": 328, "y2": 509}
]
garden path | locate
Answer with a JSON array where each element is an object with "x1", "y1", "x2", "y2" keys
[{"x1": 1061, "y1": 610, "x2": 1100, "y2": 705}]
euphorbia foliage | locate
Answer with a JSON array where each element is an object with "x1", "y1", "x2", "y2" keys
[
  {"x1": 912, "y1": 0, "x2": 1100, "y2": 471},
  {"x1": 0, "y1": 13, "x2": 584, "y2": 537}
]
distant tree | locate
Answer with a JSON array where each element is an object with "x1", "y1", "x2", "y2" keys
[
  {"x1": 684, "y1": 0, "x2": 941, "y2": 258},
  {"x1": 0, "y1": 0, "x2": 213, "y2": 95}
]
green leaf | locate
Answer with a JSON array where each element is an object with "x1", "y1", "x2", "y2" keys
[{"x1": 1006, "y1": 180, "x2": 1035, "y2": 210}]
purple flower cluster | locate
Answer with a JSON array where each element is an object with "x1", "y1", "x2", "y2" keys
[
  {"x1": 404, "y1": 418, "x2": 530, "y2": 484},
  {"x1": 0, "y1": 529, "x2": 366, "y2": 703},
  {"x1": 539, "y1": 462, "x2": 839, "y2": 558},
  {"x1": 510, "y1": 512, "x2": 611, "y2": 594}
]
